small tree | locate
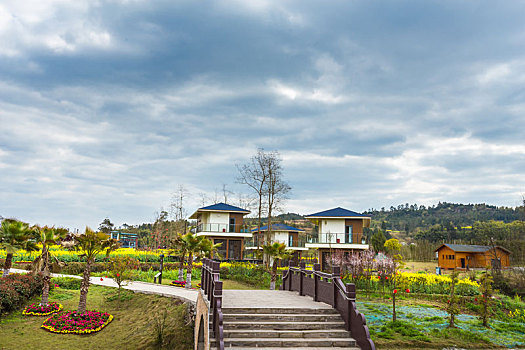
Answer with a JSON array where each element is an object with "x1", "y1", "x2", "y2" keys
[
  {"x1": 182, "y1": 233, "x2": 204, "y2": 289},
  {"x1": 31, "y1": 226, "x2": 68, "y2": 306},
  {"x1": 98, "y1": 218, "x2": 114, "y2": 235},
  {"x1": 107, "y1": 256, "x2": 139, "y2": 300},
  {"x1": 371, "y1": 230, "x2": 386, "y2": 252},
  {"x1": 74, "y1": 228, "x2": 112, "y2": 313},
  {"x1": 447, "y1": 271, "x2": 460, "y2": 328},
  {"x1": 479, "y1": 271, "x2": 494, "y2": 327},
  {"x1": 262, "y1": 242, "x2": 292, "y2": 290},
  {"x1": 384, "y1": 238, "x2": 402, "y2": 255}
]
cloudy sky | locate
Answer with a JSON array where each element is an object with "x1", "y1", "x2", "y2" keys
[{"x1": 1, "y1": 0, "x2": 525, "y2": 230}]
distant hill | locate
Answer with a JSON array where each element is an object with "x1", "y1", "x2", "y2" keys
[{"x1": 365, "y1": 202, "x2": 524, "y2": 234}]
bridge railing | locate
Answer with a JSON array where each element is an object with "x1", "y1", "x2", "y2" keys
[
  {"x1": 281, "y1": 261, "x2": 376, "y2": 350},
  {"x1": 201, "y1": 258, "x2": 224, "y2": 350}
]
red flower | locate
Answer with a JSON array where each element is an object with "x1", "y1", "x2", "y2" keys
[
  {"x1": 385, "y1": 276, "x2": 388, "y2": 280},
  {"x1": 116, "y1": 273, "x2": 120, "y2": 277},
  {"x1": 100, "y1": 278, "x2": 103, "y2": 281},
  {"x1": 406, "y1": 289, "x2": 410, "y2": 293},
  {"x1": 474, "y1": 298, "x2": 478, "y2": 302},
  {"x1": 393, "y1": 289, "x2": 397, "y2": 294},
  {"x1": 378, "y1": 276, "x2": 381, "y2": 279}
]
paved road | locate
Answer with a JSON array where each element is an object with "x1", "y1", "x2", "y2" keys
[{"x1": 10, "y1": 268, "x2": 198, "y2": 304}]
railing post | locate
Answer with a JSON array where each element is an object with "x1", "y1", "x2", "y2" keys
[
  {"x1": 288, "y1": 261, "x2": 296, "y2": 291},
  {"x1": 332, "y1": 265, "x2": 340, "y2": 307},
  {"x1": 299, "y1": 261, "x2": 305, "y2": 296},
  {"x1": 346, "y1": 283, "x2": 356, "y2": 331},
  {"x1": 201, "y1": 258, "x2": 207, "y2": 293},
  {"x1": 313, "y1": 263, "x2": 320, "y2": 302}
]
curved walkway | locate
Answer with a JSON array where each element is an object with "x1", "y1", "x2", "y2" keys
[{"x1": 10, "y1": 268, "x2": 198, "y2": 304}]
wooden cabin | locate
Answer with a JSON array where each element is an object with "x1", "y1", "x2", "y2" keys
[{"x1": 435, "y1": 243, "x2": 511, "y2": 270}]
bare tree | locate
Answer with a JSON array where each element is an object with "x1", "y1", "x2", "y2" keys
[
  {"x1": 237, "y1": 149, "x2": 291, "y2": 256},
  {"x1": 237, "y1": 149, "x2": 270, "y2": 249},
  {"x1": 198, "y1": 192, "x2": 208, "y2": 207},
  {"x1": 169, "y1": 185, "x2": 188, "y2": 236},
  {"x1": 222, "y1": 183, "x2": 233, "y2": 204},
  {"x1": 264, "y1": 150, "x2": 291, "y2": 246},
  {"x1": 170, "y1": 185, "x2": 188, "y2": 222}
]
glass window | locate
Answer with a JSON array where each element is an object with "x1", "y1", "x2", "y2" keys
[
  {"x1": 214, "y1": 239, "x2": 227, "y2": 260},
  {"x1": 228, "y1": 240, "x2": 241, "y2": 260}
]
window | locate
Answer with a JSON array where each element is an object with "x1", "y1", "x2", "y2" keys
[
  {"x1": 214, "y1": 239, "x2": 227, "y2": 260},
  {"x1": 345, "y1": 225, "x2": 352, "y2": 243}
]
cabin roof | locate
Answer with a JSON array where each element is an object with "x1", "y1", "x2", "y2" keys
[
  {"x1": 305, "y1": 207, "x2": 371, "y2": 218},
  {"x1": 189, "y1": 202, "x2": 250, "y2": 219},
  {"x1": 435, "y1": 243, "x2": 511, "y2": 254}
]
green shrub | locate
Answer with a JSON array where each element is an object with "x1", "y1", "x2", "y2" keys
[
  {"x1": 52, "y1": 277, "x2": 82, "y2": 290},
  {"x1": 0, "y1": 273, "x2": 44, "y2": 314},
  {"x1": 221, "y1": 263, "x2": 274, "y2": 289}
]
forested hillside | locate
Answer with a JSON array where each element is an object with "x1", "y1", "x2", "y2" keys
[{"x1": 365, "y1": 202, "x2": 524, "y2": 233}]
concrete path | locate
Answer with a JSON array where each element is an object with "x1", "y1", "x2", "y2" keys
[
  {"x1": 223, "y1": 290, "x2": 333, "y2": 309},
  {"x1": 10, "y1": 268, "x2": 198, "y2": 304}
]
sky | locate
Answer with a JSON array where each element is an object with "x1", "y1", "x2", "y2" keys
[{"x1": 1, "y1": 0, "x2": 525, "y2": 231}]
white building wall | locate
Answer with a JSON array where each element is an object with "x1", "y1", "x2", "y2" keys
[
  {"x1": 273, "y1": 231, "x2": 289, "y2": 245},
  {"x1": 200, "y1": 212, "x2": 210, "y2": 225},
  {"x1": 209, "y1": 212, "x2": 230, "y2": 231},
  {"x1": 320, "y1": 219, "x2": 345, "y2": 243}
]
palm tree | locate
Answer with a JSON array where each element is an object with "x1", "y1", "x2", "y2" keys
[
  {"x1": 31, "y1": 226, "x2": 69, "y2": 306},
  {"x1": 181, "y1": 233, "x2": 205, "y2": 289},
  {"x1": 199, "y1": 238, "x2": 222, "y2": 259},
  {"x1": 170, "y1": 233, "x2": 187, "y2": 281},
  {"x1": 1, "y1": 219, "x2": 38, "y2": 277},
  {"x1": 262, "y1": 242, "x2": 293, "y2": 290},
  {"x1": 74, "y1": 228, "x2": 112, "y2": 313}
]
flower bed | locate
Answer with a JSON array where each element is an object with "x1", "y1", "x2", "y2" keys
[
  {"x1": 170, "y1": 280, "x2": 186, "y2": 288},
  {"x1": 170, "y1": 280, "x2": 201, "y2": 289},
  {"x1": 23, "y1": 302, "x2": 62, "y2": 316},
  {"x1": 41, "y1": 310, "x2": 113, "y2": 334}
]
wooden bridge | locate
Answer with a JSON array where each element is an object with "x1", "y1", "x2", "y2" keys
[{"x1": 195, "y1": 259, "x2": 375, "y2": 350}]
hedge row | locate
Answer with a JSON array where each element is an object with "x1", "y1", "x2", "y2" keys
[{"x1": 0, "y1": 273, "x2": 43, "y2": 314}]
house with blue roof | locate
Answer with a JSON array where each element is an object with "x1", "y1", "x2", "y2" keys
[
  {"x1": 305, "y1": 207, "x2": 371, "y2": 270},
  {"x1": 189, "y1": 203, "x2": 251, "y2": 260},
  {"x1": 245, "y1": 223, "x2": 308, "y2": 263}
]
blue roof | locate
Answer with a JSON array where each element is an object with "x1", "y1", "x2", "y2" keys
[
  {"x1": 198, "y1": 202, "x2": 250, "y2": 213},
  {"x1": 305, "y1": 207, "x2": 370, "y2": 218},
  {"x1": 251, "y1": 223, "x2": 304, "y2": 232}
]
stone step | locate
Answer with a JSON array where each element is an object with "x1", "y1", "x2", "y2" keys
[
  {"x1": 223, "y1": 321, "x2": 346, "y2": 331},
  {"x1": 222, "y1": 307, "x2": 339, "y2": 315},
  {"x1": 211, "y1": 337, "x2": 357, "y2": 348},
  {"x1": 223, "y1": 313, "x2": 341, "y2": 322},
  {"x1": 223, "y1": 329, "x2": 351, "y2": 339}
]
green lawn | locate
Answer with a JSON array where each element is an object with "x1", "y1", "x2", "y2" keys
[{"x1": 0, "y1": 285, "x2": 193, "y2": 350}]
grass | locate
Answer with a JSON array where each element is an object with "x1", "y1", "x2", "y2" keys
[
  {"x1": 0, "y1": 284, "x2": 193, "y2": 350},
  {"x1": 361, "y1": 296, "x2": 525, "y2": 349}
]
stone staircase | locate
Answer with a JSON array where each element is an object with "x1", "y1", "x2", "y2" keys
[{"x1": 211, "y1": 307, "x2": 359, "y2": 349}]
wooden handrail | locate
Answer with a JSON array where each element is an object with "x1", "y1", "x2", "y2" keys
[
  {"x1": 281, "y1": 261, "x2": 375, "y2": 350},
  {"x1": 201, "y1": 258, "x2": 224, "y2": 350}
]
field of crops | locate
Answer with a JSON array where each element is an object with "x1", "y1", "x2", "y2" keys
[{"x1": 0, "y1": 246, "x2": 171, "y2": 263}]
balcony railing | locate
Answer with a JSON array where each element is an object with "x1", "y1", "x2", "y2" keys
[
  {"x1": 197, "y1": 223, "x2": 252, "y2": 234},
  {"x1": 306, "y1": 233, "x2": 366, "y2": 245},
  {"x1": 244, "y1": 237, "x2": 306, "y2": 248}
]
